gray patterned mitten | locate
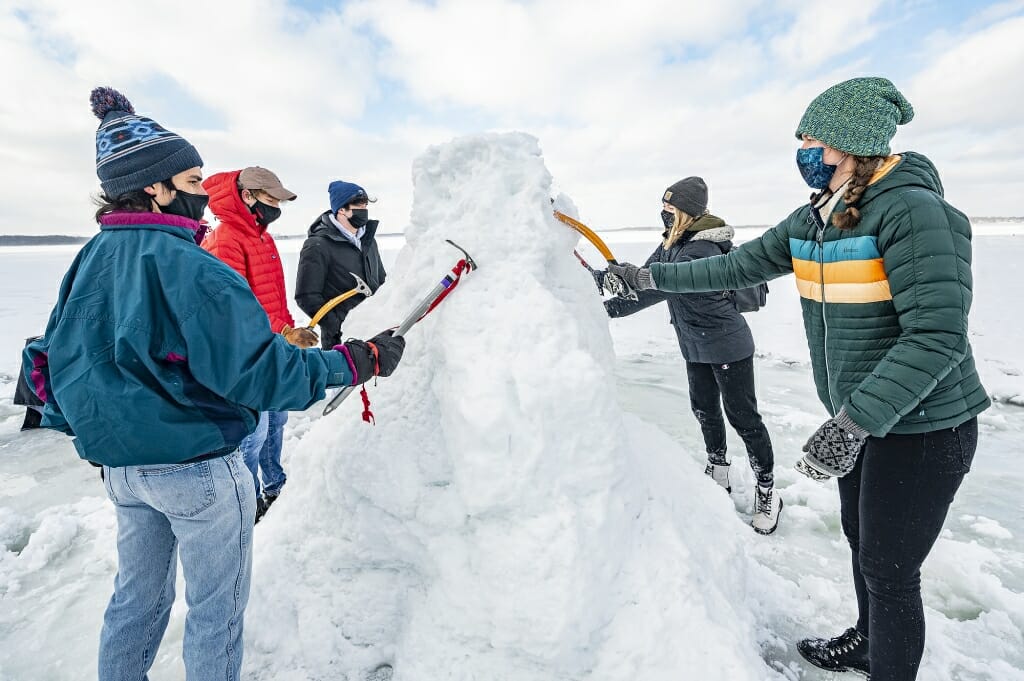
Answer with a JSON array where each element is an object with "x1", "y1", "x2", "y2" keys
[
  {"x1": 796, "y1": 409, "x2": 870, "y2": 480},
  {"x1": 606, "y1": 262, "x2": 655, "y2": 291}
]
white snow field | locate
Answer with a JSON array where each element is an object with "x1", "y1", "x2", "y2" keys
[{"x1": 0, "y1": 134, "x2": 1021, "y2": 681}]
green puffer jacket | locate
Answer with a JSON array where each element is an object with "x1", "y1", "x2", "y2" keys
[{"x1": 650, "y1": 152, "x2": 989, "y2": 437}]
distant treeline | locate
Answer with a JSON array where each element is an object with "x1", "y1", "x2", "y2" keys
[
  {"x1": 2, "y1": 218, "x2": 1020, "y2": 246},
  {"x1": 0, "y1": 233, "x2": 312, "y2": 246},
  {"x1": 0, "y1": 235, "x2": 91, "y2": 246}
]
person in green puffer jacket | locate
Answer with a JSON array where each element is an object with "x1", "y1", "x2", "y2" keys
[{"x1": 607, "y1": 77, "x2": 988, "y2": 681}]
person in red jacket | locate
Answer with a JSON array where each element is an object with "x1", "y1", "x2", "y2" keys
[{"x1": 203, "y1": 166, "x2": 318, "y2": 521}]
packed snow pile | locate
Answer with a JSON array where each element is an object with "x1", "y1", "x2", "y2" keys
[{"x1": 244, "y1": 133, "x2": 780, "y2": 680}]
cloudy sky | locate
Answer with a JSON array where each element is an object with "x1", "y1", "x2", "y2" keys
[{"x1": 1, "y1": 0, "x2": 1022, "y2": 236}]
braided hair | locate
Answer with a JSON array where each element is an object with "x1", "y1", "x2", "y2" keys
[{"x1": 832, "y1": 155, "x2": 886, "y2": 230}]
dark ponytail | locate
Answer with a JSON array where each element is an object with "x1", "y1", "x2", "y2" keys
[{"x1": 93, "y1": 179, "x2": 174, "y2": 223}]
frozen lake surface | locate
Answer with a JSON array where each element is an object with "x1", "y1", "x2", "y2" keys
[{"x1": 1, "y1": 223, "x2": 1021, "y2": 680}]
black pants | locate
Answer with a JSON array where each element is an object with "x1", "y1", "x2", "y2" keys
[
  {"x1": 838, "y1": 418, "x2": 977, "y2": 681},
  {"x1": 320, "y1": 329, "x2": 342, "y2": 351},
  {"x1": 685, "y1": 355, "x2": 775, "y2": 486}
]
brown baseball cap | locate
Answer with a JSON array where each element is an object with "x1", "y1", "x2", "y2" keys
[{"x1": 238, "y1": 166, "x2": 297, "y2": 201}]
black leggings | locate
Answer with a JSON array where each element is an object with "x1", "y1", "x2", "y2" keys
[
  {"x1": 685, "y1": 355, "x2": 775, "y2": 486},
  {"x1": 838, "y1": 418, "x2": 978, "y2": 681}
]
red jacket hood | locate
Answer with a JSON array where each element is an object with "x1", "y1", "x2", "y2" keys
[{"x1": 203, "y1": 170, "x2": 263, "y2": 236}]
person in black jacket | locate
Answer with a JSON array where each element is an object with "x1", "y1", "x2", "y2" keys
[
  {"x1": 295, "y1": 181, "x2": 387, "y2": 349},
  {"x1": 605, "y1": 177, "x2": 781, "y2": 534}
]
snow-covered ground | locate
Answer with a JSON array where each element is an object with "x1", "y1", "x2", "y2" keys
[{"x1": 0, "y1": 135, "x2": 1022, "y2": 680}]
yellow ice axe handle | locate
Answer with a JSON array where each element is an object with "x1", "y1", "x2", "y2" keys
[
  {"x1": 307, "y1": 275, "x2": 373, "y2": 329},
  {"x1": 553, "y1": 211, "x2": 617, "y2": 264},
  {"x1": 309, "y1": 291, "x2": 359, "y2": 328}
]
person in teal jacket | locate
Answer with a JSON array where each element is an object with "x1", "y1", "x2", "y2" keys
[
  {"x1": 23, "y1": 87, "x2": 405, "y2": 681},
  {"x1": 607, "y1": 78, "x2": 988, "y2": 681}
]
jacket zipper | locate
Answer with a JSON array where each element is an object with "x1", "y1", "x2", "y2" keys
[{"x1": 813, "y1": 210, "x2": 838, "y2": 414}]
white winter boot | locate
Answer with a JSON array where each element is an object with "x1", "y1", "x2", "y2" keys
[
  {"x1": 752, "y1": 484, "x2": 782, "y2": 535},
  {"x1": 704, "y1": 461, "x2": 732, "y2": 493}
]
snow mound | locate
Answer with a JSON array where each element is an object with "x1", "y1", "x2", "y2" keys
[{"x1": 246, "y1": 133, "x2": 779, "y2": 680}]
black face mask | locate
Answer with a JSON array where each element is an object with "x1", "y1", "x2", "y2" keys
[
  {"x1": 348, "y1": 208, "x2": 369, "y2": 230},
  {"x1": 159, "y1": 190, "x2": 209, "y2": 222},
  {"x1": 661, "y1": 210, "x2": 675, "y2": 230},
  {"x1": 250, "y1": 200, "x2": 281, "y2": 227}
]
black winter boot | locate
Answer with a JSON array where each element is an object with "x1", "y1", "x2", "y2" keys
[
  {"x1": 254, "y1": 493, "x2": 279, "y2": 525},
  {"x1": 797, "y1": 627, "x2": 870, "y2": 677}
]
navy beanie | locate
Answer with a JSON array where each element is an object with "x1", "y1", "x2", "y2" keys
[
  {"x1": 329, "y1": 180, "x2": 368, "y2": 214},
  {"x1": 90, "y1": 87, "x2": 204, "y2": 197}
]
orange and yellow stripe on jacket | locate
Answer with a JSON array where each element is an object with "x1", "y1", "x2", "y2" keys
[{"x1": 789, "y1": 236, "x2": 892, "y2": 304}]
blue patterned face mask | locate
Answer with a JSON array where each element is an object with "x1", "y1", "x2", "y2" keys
[{"x1": 796, "y1": 147, "x2": 839, "y2": 189}]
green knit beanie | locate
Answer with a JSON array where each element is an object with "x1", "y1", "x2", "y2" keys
[{"x1": 795, "y1": 77, "x2": 914, "y2": 156}]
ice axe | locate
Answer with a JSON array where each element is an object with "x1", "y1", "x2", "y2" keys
[
  {"x1": 552, "y1": 210, "x2": 637, "y2": 300},
  {"x1": 572, "y1": 250, "x2": 606, "y2": 295},
  {"x1": 308, "y1": 275, "x2": 373, "y2": 330},
  {"x1": 322, "y1": 240, "x2": 478, "y2": 417}
]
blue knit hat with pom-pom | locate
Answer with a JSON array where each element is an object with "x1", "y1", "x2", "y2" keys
[{"x1": 90, "y1": 87, "x2": 203, "y2": 196}]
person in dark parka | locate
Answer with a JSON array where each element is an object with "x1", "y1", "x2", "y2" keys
[
  {"x1": 605, "y1": 176, "x2": 780, "y2": 535},
  {"x1": 295, "y1": 181, "x2": 387, "y2": 349}
]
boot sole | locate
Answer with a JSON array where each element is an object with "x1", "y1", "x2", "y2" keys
[
  {"x1": 797, "y1": 646, "x2": 870, "y2": 679},
  {"x1": 752, "y1": 497, "x2": 783, "y2": 535}
]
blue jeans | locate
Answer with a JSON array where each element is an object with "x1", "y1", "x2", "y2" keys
[
  {"x1": 99, "y1": 451, "x2": 256, "y2": 681},
  {"x1": 239, "y1": 411, "x2": 288, "y2": 497}
]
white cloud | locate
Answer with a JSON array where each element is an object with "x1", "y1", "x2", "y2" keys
[
  {"x1": 906, "y1": 15, "x2": 1024, "y2": 129},
  {"x1": 0, "y1": 0, "x2": 1022, "y2": 237},
  {"x1": 347, "y1": 0, "x2": 758, "y2": 117},
  {"x1": 768, "y1": 0, "x2": 886, "y2": 70}
]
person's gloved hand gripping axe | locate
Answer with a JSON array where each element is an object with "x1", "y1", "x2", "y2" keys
[{"x1": 334, "y1": 330, "x2": 406, "y2": 385}]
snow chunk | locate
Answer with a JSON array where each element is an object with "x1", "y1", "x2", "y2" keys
[{"x1": 247, "y1": 133, "x2": 778, "y2": 680}]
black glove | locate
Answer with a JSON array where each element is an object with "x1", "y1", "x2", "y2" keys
[
  {"x1": 591, "y1": 268, "x2": 607, "y2": 294},
  {"x1": 367, "y1": 330, "x2": 405, "y2": 377},
  {"x1": 795, "y1": 409, "x2": 870, "y2": 480},
  {"x1": 607, "y1": 262, "x2": 655, "y2": 292},
  {"x1": 336, "y1": 331, "x2": 406, "y2": 386}
]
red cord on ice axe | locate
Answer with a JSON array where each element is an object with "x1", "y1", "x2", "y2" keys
[
  {"x1": 359, "y1": 342, "x2": 381, "y2": 424},
  {"x1": 419, "y1": 258, "x2": 470, "y2": 321},
  {"x1": 361, "y1": 258, "x2": 469, "y2": 424},
  {"x1": 321, "y1": 240, "x2": 478, "y2": 419}
]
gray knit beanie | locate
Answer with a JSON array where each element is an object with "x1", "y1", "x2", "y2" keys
[{"x1": 662, "y1": 177, "x2": 708, "y2": 218}]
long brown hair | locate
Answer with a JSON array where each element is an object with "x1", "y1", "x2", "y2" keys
[
  {"x1": 663, "y1": 210, "x2": 697, "y2": 249},
  {"x1": 832, "y1": 156, "x2": 886, "y2": 230}
]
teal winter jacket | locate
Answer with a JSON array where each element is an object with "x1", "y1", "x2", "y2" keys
[{"x1": 24, "y1": 212, "x2": 353, "y2": 467}]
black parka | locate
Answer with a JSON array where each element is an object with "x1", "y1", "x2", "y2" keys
[
  {"x1": 295, "y1": 212, "x2": 387, "y2": 348},
  {"x1": 606, "y1": 215, "x2": 754, "y2": 365}
]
